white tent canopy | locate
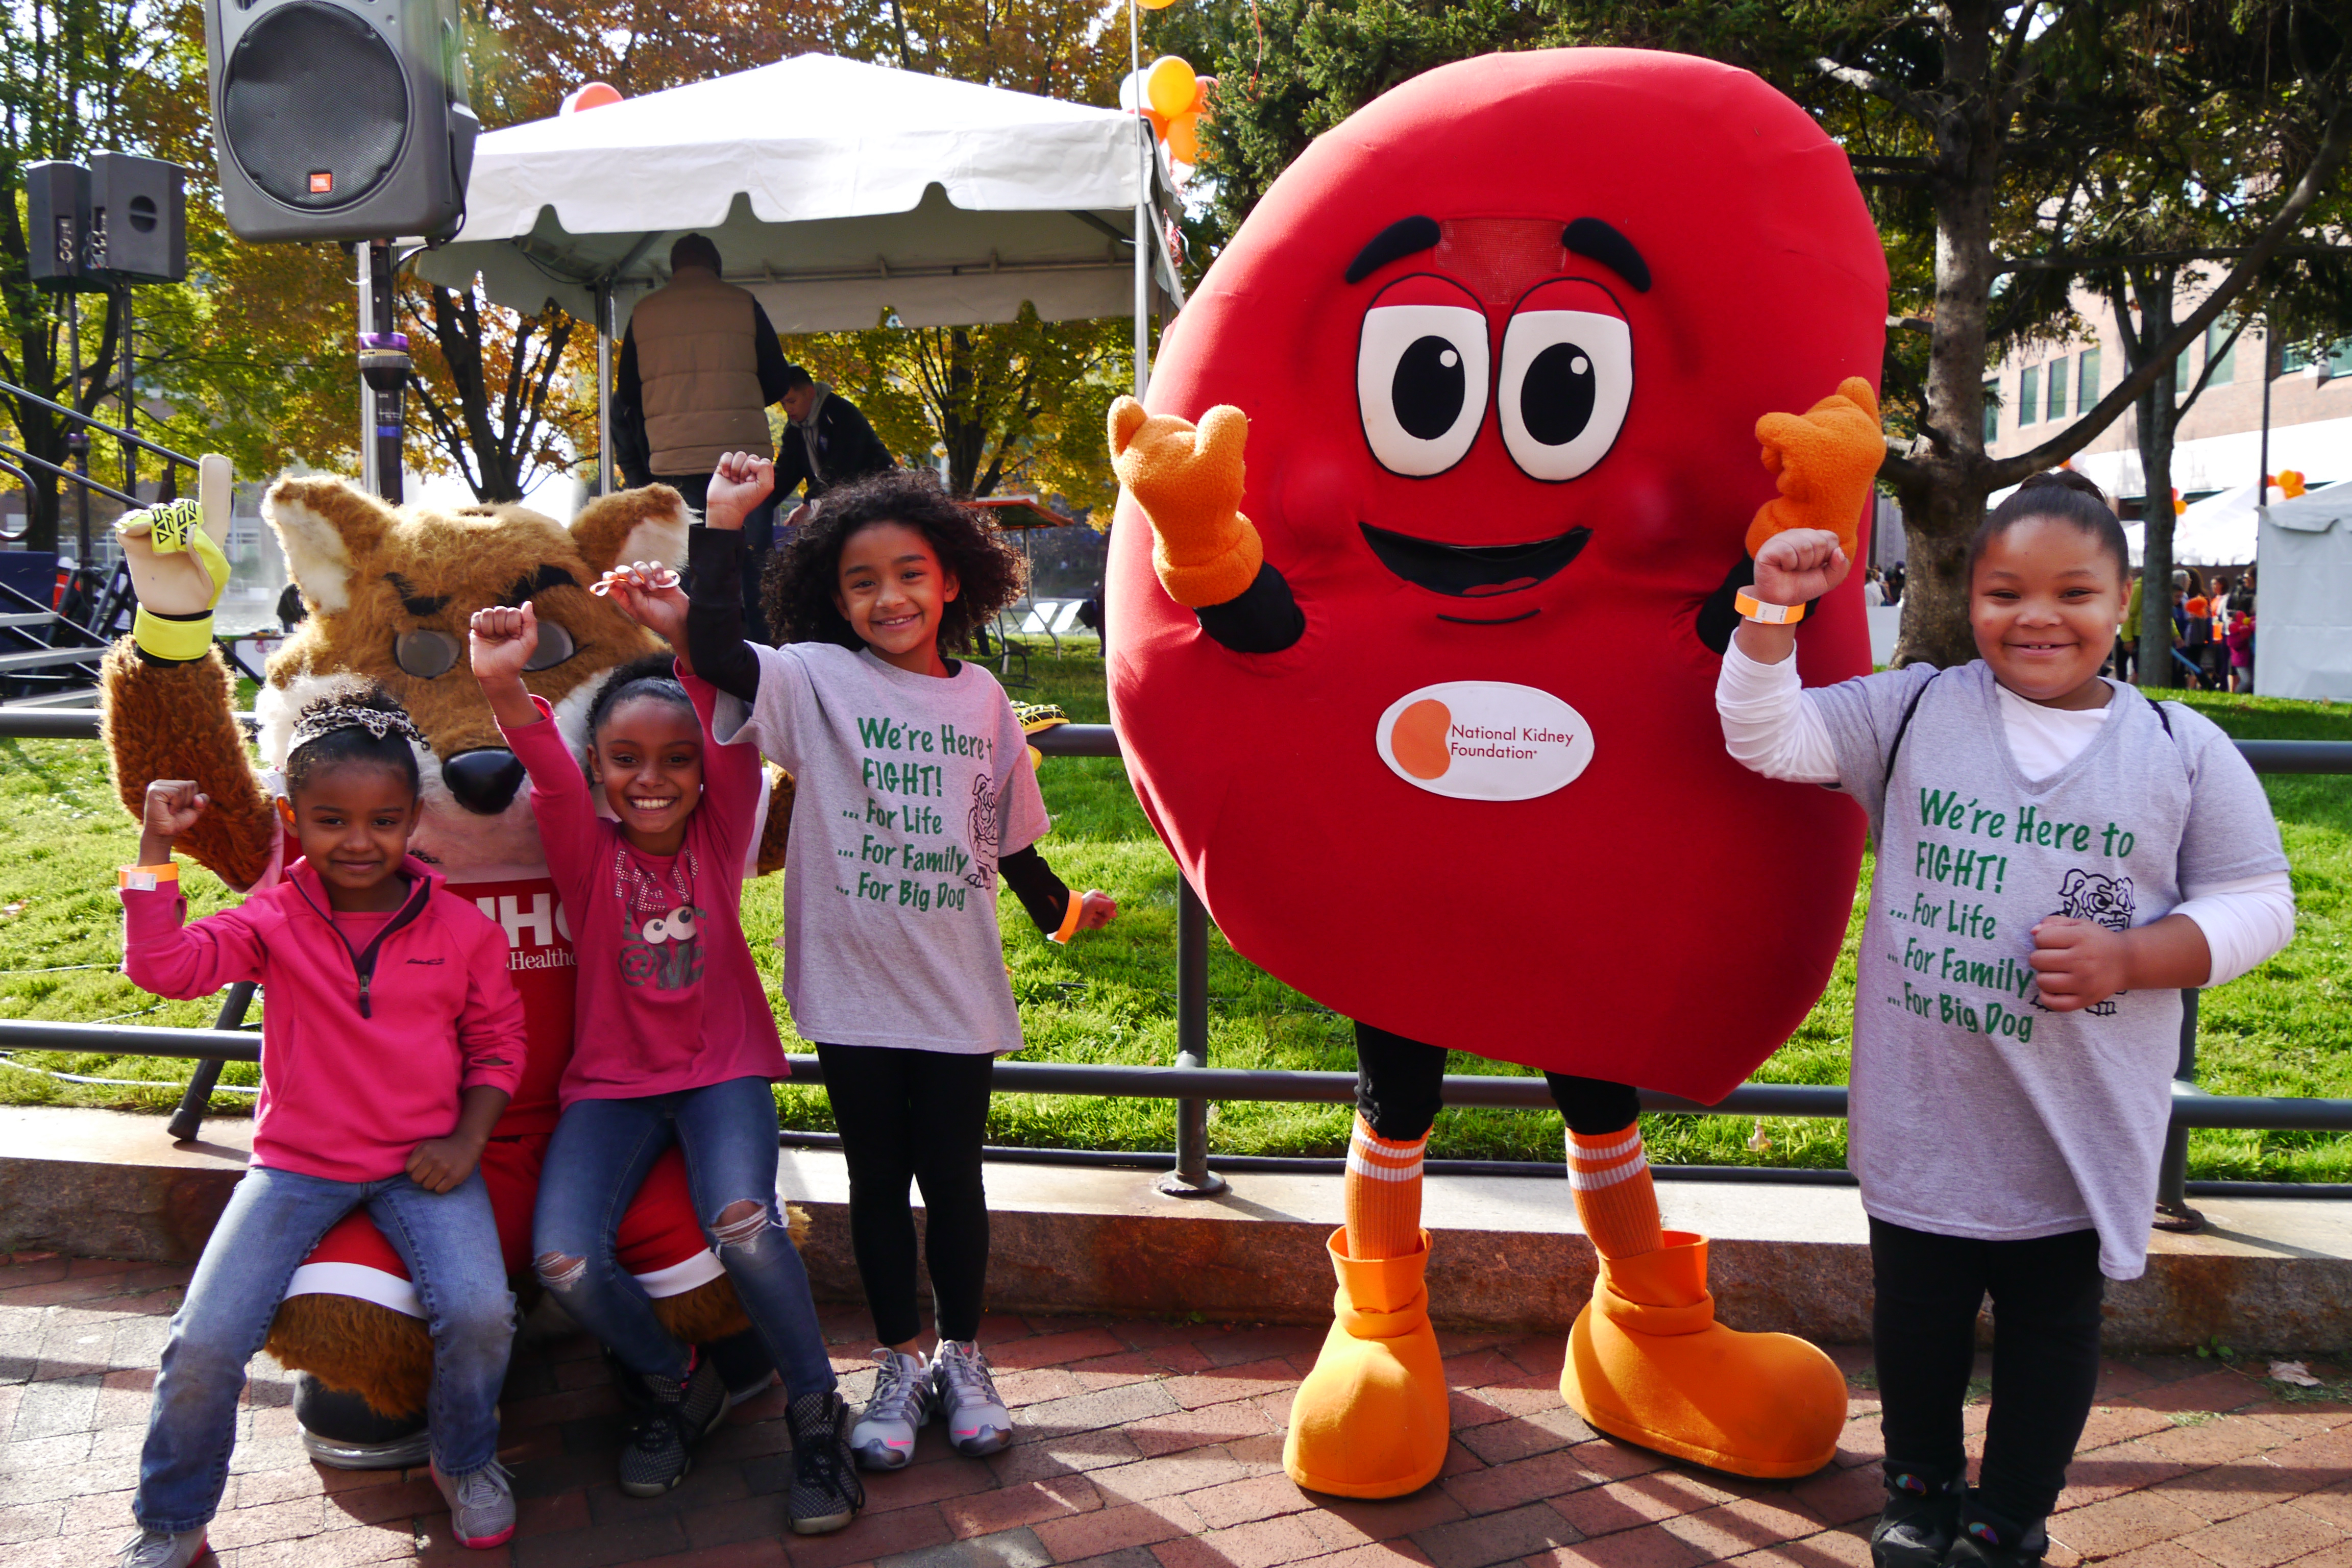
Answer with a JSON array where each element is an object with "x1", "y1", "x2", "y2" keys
[
  {"x1": 2122, "y1": 481, "x2": 2263, "y2": 569},
  {"x1": 2256, "y1": 482, "x2": 2352, "y2": 700},
  {"x1": 415, "y1": 53, "x2": 1183, "y2": 335}
]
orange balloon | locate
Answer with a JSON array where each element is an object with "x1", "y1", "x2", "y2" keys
[
  {"x1": 1189, "y1": 77, "x2": 1213, "y2": 115},
  {"x1": 1143, "y1": 108, "x2": 1169, "y2": 141},
  {"x1": 1147, "y1": 56, "x2": 1197, "y2": 120},
  {"x1": 562, "y1": 81, "x2": 623, "y2": 114},
  {"x1": 1167, "y1": 113, "x2": 1200, "y2": 165}
]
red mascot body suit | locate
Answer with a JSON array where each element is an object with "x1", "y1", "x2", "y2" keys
[{"x1": 1106, "y1": 50, "x2": 1888, "y2": 1494}]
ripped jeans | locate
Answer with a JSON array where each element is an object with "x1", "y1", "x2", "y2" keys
[{"x1": 533, "y1": 1075, "x2": 835, "y2": 1398}]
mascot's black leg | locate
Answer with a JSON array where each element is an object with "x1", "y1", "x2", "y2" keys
[
  {"x1": 293, "y1": 1373, "x2": 431, "y2": 1470},
  {"x1": 607, "y1": 1327, "x2": 775, "y2": 1411}
]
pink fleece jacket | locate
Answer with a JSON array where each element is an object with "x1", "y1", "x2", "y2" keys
[
  {"x1": 499, "y1": 672, "x2": 786, "y2": 1107},
  {"x1": 121, "y1": 856, "x2": 528, "y2": 1183}
]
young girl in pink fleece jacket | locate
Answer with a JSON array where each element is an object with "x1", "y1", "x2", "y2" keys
[{"x1": 116, "y1": 691, "x2": 527, "y2": 1568}]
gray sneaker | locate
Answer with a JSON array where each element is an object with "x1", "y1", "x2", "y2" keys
[
  {"x1": 848, "y1": 1347, "x2": 933, "y2": 1471},
  {"x1": 432, "y1": 1457, "x2": 517, "y2": 1549},
  {"x1": 932, "y1": 1339, "x2": 1013, "y2": 1456},
  {"x1": 116, "y1": 1527, "x2": 207, "y2": 1567}
]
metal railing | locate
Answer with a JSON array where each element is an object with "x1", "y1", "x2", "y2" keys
[{"x1": 5, "y1": 709, "x2": 2350, "y2": 1219}]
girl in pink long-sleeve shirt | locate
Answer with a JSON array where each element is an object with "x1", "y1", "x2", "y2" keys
[
  {"x1": 119, "y1": 691, "x2": 524, "y2": 1567},
  {"x1": 469, "y1": 585, "x2": 860, "y2": 1539}
]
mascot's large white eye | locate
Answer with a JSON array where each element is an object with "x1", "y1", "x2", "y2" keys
[
  {"x1": 1497, "y1": 280, "x2": 1633, "y2": 483},
  {"x1": 394, "y1": 628, "x2": 461, "y2": 678},
  {"x1": 523, "y1": 622, "x2": 576, "y2": 670},
  {"x1": 1357, "y1": 276, "x2": 1490, "y2": 477}
]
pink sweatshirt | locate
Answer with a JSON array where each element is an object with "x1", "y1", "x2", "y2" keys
[
  {"x1": 500, "y1": 671, "x2": 787, "y2": 1106},
  {"x1": 122, "y1": 856, "x2": 528, "y2": 1183}
]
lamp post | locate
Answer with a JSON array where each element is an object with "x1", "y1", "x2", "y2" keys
[{"x1": 1129, "y1": 0, "x2": 1152, "y2": 402}]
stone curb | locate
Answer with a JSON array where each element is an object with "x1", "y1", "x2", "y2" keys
[{"x1": 6, "y1": 1105, "x2": 2349, "y2": 1351}]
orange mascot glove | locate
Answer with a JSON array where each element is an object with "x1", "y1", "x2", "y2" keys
[
  {"x1": 1109, "y1": 397, "x2": 1262, "y2": 608},
  {"x1": 1744, "y1": 376, "x2": 1885, "y2": 560}
]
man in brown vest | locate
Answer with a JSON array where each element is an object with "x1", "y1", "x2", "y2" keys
[{"x1": 615, "y1": 234, "x2": 794, "y2": 635}]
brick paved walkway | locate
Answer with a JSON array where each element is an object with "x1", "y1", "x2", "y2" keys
[{"x1": 5, "y1": 1251, "x2": 2349, "y2": 1568}]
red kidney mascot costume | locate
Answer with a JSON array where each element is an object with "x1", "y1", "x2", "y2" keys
[{"x1": 1106, "y1": 49, "x2": 1889, "y2": 1495}]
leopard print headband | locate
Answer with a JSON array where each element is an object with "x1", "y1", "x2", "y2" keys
[{"x1": 288, "y1": 698, "x2": 425, "y2": 754}]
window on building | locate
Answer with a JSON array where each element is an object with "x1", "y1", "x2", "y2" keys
[
  {"x1": 1982, "y1": 380, "x2": 2000, "y2": 444},
  {"x1": 2046, "y1": 357, "x2": 2068, "y2": 421},
  {"x1": 2076, "y1": 347, "x2": 2101, "y2": 409},
  {"x1": 2280, "y1": 336, "x2": 2352, "y2": 376},
  {"x1": 2176, "y1": 345, "x2": 2194, "y2": 398},
  {"x1": 2206, "y1": 320, "x2": 2236, "y2": 386},
  {"x1": 2019, "y1": 364, "x2": 2040, "y2": 425}
]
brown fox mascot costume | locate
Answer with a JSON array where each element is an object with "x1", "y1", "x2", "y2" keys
[{"x1": 103, "y1": 465, "x2": 793, "y2": 1466}]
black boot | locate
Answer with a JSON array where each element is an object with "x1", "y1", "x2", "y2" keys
[
  {"x1": 1870, "y1": 1460, "x2": 1967, "y2": 1568},
  {"x1": 1947, "y1": 1496, "x2": 2048, "y2": 1568}
]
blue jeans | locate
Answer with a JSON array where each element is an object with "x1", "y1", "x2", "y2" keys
[
  {"x1": 533, "y1": 1075, "x2": 835, "y2": 1399},
  {"x1": 137, "y1": 1165, "x2": 512, "y2": 1532}
]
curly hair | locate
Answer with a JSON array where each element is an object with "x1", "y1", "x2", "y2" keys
[
  {"x1": 762, "y1": 470, "x2": 1027, "y2": 652},
  {"x1": 284, "y1": 686, "x2": 421, "y2": 799}
]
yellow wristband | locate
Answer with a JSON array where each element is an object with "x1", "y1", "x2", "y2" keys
[
  {"x1": 118, "y1": 863, "x2": 180, "y2": 892},
  {"x1": 1049, "y1": 894, "x2": 1086, "y2": 944},
  {"x1": 132, "y1": 605, "x2": 218, "y2": 663},
  {"x1": 1734, "y1": 590, "x2": 1807, "y2": 625}
]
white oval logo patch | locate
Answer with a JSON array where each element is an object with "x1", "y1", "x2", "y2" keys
[{"x1": 1375, "y1": 681, "x2": 1595, "y2": 801}]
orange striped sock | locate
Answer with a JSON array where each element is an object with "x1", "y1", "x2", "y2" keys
[
  {"x1": 1343, "y1": 1114, "x2": 1427, "y2": 1261},
  {"x1": 1567, "y1": 1124, "x2": 1664, "y2": 1259}
]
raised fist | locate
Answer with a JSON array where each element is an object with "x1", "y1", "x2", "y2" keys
[
  {"x1": 1746, "y1": 377, "x2": 1884, "y2": 560},
  {"x1": 143, "y1": 779, "x2": 209, "y2": 841},
  {"x1": 1108, "y1": 398, "x2": 1260, "y2": 608}
]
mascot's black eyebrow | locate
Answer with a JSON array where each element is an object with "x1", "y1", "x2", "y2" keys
[
  {"x1": 1562, "y1": 217, "x2": 1651, "y2": 294},
  {"x1": 502, "y1": 564, "x2": 577, "y2": 605},
  {"x1": 382, "y1": 573, "x2": 449, "y2": 617},
  {"x1": 1342, "y1": 214, "x2": 1652, "y2": 294}
]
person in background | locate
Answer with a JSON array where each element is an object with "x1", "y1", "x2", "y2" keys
[
  {"x1": 1861, "y1": 567, "x2": 1886, "y2": 607},
  {"x1": 615, "y1": 234, "x2": 793, "y2": 638},
  {"x1": 772, "y1": 365, "x2": 897, "y2": 530},
  {"x1": 2227, "y1": 599, "x2": 2257, "y2": 694},
  {"x1": 2116, "y1": 568, "x2": 2141, "y2": 684}
]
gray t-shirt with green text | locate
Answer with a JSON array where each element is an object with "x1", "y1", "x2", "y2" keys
[
  {"x1": 713, "y1": 644, "x2": 1050, "y2": 1055},
  {"x1": 1816, "y1": 662, "x2": 2286, "y2": 1279}
]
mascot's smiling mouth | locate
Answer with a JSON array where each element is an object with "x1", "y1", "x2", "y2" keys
[{"x1": 1359, "y1": 522, "x2": 1592, "y2": 601}]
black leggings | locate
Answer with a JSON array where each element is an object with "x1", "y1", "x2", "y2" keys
[
  {"x1": 1871, "y1": 1218, "x2": 2105, "y2": 1526},
  {"x1": 1353, "y1": 1022, "x2": 1639, "y2": 1140},
  {"x1": 814, "y1": 1042, "x2": 995, "y2": 1346}
]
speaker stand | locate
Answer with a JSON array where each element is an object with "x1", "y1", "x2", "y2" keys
[{"x1": 355, "y1": 239, "x2": 405, "y2": 504}]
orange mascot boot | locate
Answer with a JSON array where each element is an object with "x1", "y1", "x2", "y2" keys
[
  {"x1": 1284, "y1": 1227, "x2": 1450, "y2": 1497},
  {"x1": 1561, "y1": 1230, "x2": 1846, "y2": 1478}
]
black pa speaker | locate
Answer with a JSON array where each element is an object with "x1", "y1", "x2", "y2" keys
[
  {"x1": 204, "y1": 0, "x2": 480, "y2": 243},
  {"x1": 88, "y1": 154, "x2": 188, "y2": 285},
  {"x1": 26, "y1": 161, "x2": 103, "y2": 293}
]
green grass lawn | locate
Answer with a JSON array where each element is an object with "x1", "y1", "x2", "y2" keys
[{"x1": 3, "y1": 655, "x2": 2348, "y2": 1181}]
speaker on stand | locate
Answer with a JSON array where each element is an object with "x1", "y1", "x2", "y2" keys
[{"x1": 205, "y1": 0, "x2": 478, "y2": 500}]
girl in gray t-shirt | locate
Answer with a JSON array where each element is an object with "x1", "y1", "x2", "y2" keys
[
  {"x1": 685, "y1": 458, "x2": 1117, "y2": 1476},
  {"x1": 1717, "y1": 471, "x2": 2291, "y2": 1568}
]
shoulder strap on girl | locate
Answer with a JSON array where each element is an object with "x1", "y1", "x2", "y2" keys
[
  {"x1": 1883, "y1": 669, "x2": 1942, "y2": 776},
  {"x1": 2145, "y1": 692, "x2": 2175, "y2": 736}
]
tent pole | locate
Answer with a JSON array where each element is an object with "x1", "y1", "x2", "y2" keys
[
  {"x1": 1131, "y1": 0, "x2": 1149, "y2": 401},
  {"x1": 597, "y1": 284, "x2": 615, "y2": 496}
]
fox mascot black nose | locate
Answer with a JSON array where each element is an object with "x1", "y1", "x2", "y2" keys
[{"x1": 443, "y1": 749, "x2": 526, "y2": 815}]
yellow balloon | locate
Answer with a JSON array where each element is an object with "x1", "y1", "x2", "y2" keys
[
  {"x1": 1167, "y1": 113, "x2": 1200, "y2": 165},
  {"x1": 1147, "y1": 56, "x2": 1197, "y2": 121},
  {"x1": 1139, "y1": 0, "x2": 1179, "y2": 10}
]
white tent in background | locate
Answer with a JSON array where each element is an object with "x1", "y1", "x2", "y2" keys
[
  {"x1": 2256, "y1": 482, "x2": 2352, "y2": 700},
  {"x1": 415, "y1": 54, "x2": 1183, "y2": 486},
  {"x1": 2122, "y1": 481, "x2": 2264, "y2": 569}
]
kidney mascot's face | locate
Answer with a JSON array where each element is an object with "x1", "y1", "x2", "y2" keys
[{"x1": 1106, "y1": 50, "x2": 1889, "y2": 1099}]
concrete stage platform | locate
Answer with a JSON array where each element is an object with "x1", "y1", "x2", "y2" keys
[{"x1": 6, "y1": 1105, "x2": 2350, "y2": 1352}]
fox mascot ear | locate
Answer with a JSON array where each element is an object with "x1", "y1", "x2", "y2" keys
[
  {"x1": 571, "y1": 484, "x2": 692, "y2": 580},
  {"x1": 264, "y1": 477, "x2": 398, "y2": 615}
]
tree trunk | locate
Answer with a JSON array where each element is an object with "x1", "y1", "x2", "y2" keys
[{"x1": 2133, "y1": 273, "x2": 2182, "y2": 690}]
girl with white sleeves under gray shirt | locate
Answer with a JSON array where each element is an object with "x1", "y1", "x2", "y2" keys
[{"x1": 1716, "y1": 471, "x2": 2291, "y2": 1568}]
